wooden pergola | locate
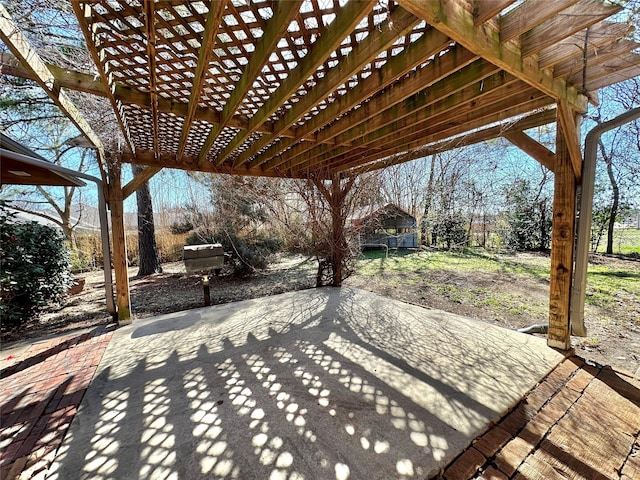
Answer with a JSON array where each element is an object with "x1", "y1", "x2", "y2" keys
[{"x1": 2, "y1": 1, "x2": 639, "y2": 350}]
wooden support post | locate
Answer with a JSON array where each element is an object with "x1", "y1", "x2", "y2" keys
[
  {"x1": 108, "y1": 162, "x2": 132, "y2": 324},
  {"x1": 202, "y1": 275, "x2": 211, "y2": 306},
  {"x1": 547, "y1": 117, "x2": 577, "y2": 350}
]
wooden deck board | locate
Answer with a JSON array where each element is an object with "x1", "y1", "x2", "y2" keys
[{"x1": 437, "y1": 357, "x2": 640, "y2": 480}]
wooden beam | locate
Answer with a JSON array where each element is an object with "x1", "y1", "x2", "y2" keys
[
  {"x1": 499, "y1": 0, "x2": 579, "y2": 42},
  {"x1": 339, "y1": 68, "x2": 514, "y2": 145},
  {"x1": 0, "y1": 4, "x2": 107, "y2": 181},
  {"x1": 345, "y1": 109, "x2": 557, "y2": 175},
  {"x1": 123, "y1": 150, "x2": 307, "y2": 179},
  {"x1": 312, "y1": 72, "x2": 520, "y2": 168},
  {"x1": 553, "y1": 39, "x2": 637, "y2": 79},
  {"x1": 520, "y1": 0, "x2": 622, "y2": 57},
  {"x1": 321, "y1": 92, "x2": 552, "y2": 173},
  {"x1": 107, "y1": 162, "x2": 131, "y2": 324},
  {"x1": 504, "y1": 131, "x2": 556, "y2": 171},
  {"x1": 343, "y1": 109, "x2": 556, "y2": 175},
  {"x1": 584, "y1": 63, "x2": 640, "y2": 92},
  {"x1": 245, "y1": 28, "x2": 454, "y2": 170},
  {"x1": 71, "y1": 2, "x2": 134, "y2": 157},
  {"x1": 264, "y1": 47, "x2": 483, "y2": 171},
  {"x1": 283, "y1": 67, "x2": 513, "y2": 172},
  {"x1": 210, "y1": 0, "x2": 375, "y2": 166},
  {"x1": 1, "y1": 52, "x2": 106, "y2": 95},
  {"x1": 122, "y1": 165, "x2": 162, "y2": 200},
  {"x1": 197, "y1": 1, "x2": 302, "y2": 163},
  {"x1": 143, "y1": 0, "x2": 160, "y2": 160},
  {"x1": 473, "y1": 0, "x2": 517, "y2": 25},
  {"x1": 398, "y1": 0, "x2": 586, "y2": 110},
  {"x1": 570, "y1": 52, "x2": 640, "y2": 88},
  {"x1": 340, "y1": 93, "x2": 548, "y2": 169},
  {"x1": 538, "y1": 21, "x2": 633, "y2": 68},
  {"x1": 557, "y1": 100, "x2": 582, "y2": 181},
  {"x1": 233, "y1": 7, "x2": 420, "y2": 168},
  {"x1": 300, "y1": 86, "x2": 549, "y2": 172},
  {"x1": 547, "y1": 117, "x2": 576, "y2": 350},
  {"x1": 176, "y1": 0, "x2": 226, "y2": 160}
]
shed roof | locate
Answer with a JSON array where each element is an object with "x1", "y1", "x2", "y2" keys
[
  {"x1": 350, "y1": 203, "x2": 416, "y2": 223},
  {"x1": 0, "y1": 132, "x2": 86, "y2": 187}
]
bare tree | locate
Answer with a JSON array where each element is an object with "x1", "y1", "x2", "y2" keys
[
  {"x1": 300, "y1": 172, "x2": 381, "y2": 286},
  {"x1": 0, "y1": 116, "x2": 96, "y2": 247},
  {"x1": 588, "y1": 84, "x2": 640, "y2": 254}
]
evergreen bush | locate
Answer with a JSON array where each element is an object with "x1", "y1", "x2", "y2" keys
[{"x1": 0, "y1": 206, "x2": 72, "y2": 327}]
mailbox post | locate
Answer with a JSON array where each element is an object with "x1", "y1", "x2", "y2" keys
[{"x1": 183, "y1": 244, "x2": 224, "y2": 306}]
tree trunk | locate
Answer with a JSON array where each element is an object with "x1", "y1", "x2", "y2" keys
[
  {"x1": 421, "y1": 155, "x2": 436, "y2": 246},
  {"x1": 330, "y1": 175, "x2": 347, "y2": 286},
  {"x1": 314, "y1": 175, "x2": 354, "y2": 287},
  {"x1": 62, "y1": 222, "x2": 77, "y2": 250},
  {"x1": 600, "y1": 140, "x2": 619, "y2": 254},
  {"x1": 132, "y1": 164, "x2": 162, "y2": 276}
]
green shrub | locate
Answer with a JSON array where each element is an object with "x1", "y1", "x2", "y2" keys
[
  {"x1": 0, "y1": 207, "x2": 72, "y2": 327},
  {"x1": 169, "y1": 218, "x2": 194, "y2": 235},
  {"x1": 69, "y1": 245, "x2": 93, "y2": 273},
  {"x1": 433, "y1": 213, "x2": 467, "y2": 249},
  {"x1": 502, "y1": 179, "x2": 551, "y2": 251}
]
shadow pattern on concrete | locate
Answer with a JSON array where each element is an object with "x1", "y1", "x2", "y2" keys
[{"x1": 48, "y1": 287, "x2": 564, "y2": 480}]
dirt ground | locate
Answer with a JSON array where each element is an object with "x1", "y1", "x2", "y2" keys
[{"x1": 2, "y1": 253, "x2": 639, "y2": 376}]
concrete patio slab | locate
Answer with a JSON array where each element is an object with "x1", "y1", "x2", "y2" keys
[{"x1": 47, "y1": 287, "x2": 565, "y2": 480}]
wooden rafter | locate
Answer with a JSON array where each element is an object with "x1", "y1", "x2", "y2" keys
[
  {"x1": 585, "y1": 63, "x2": 640, "y2": 92},
  {"x1": 553, "y1": 39, "x2": 637, "y2": 79},
  {"x1": 243, "y1": 27, "x2": 453, "y2": 170},
  {"x1": 71, "y1": 2, "x2": 133, "y2": 157},
  {"x1": 397, "y1": 0, "x2": 587, "y2": 110},
  {"x1": 143, "y1": 0, "x2": 160, "y2": 160},
  {"x1": 264, "y1": 46, "x2": 482, "y2": 171},
  {"x1": 293, "y1": 85, "x2": 544, "y2": 173},
  {"x1": 271, "y1": 56, "x2": 497, "y2": 172},
  {"x1": 332, "y1": 73, "x2": 521, "y2": 152},
  {"x1": 499, "y1": 0, "x2": 579, "y2": 43},
  {"x1": 207, "y1": 0, "x2": 376, "y2": 166},
  {"x1": 520, "y1": 0, "x2": 622, "y2": 57},
  {"x1": 345, "y1": 109, "x2": 557, "y2": 176},
  {"x1": 538, "y1": 21, "x2": 633, "y2": 68},
  {"x1": 196, "y1": 1, "x2": 302, "y2": 164},
  {"x1": 571, "y1": 53, "x2": 640, "y2": 88},
  {"x1": 176, "y1": 0, "x2": 226, "y2": 160},
  {"x1": 318, "y1": 89, "x2": 551, "y2": 173},
  {"x1": 232, "y1": 6, "x2": 420, "y2": 168},
  {"x1": 473, "y1": 0, "x2": 517, "y2": 26}
]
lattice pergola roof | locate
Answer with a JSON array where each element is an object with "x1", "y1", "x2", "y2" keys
[{"x1": 65, "y1": 0, "x2": 640, "y2": 178}]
